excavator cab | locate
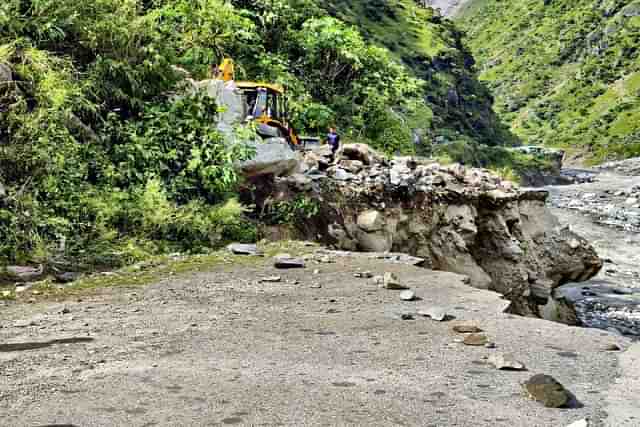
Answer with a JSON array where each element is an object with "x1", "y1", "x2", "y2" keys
[
  {"x1": 213, "y1": 58, "x2": 314, "y2": 149},
  {"x1": 237, "y1": 82, "x2": 299, "y2": 147}
]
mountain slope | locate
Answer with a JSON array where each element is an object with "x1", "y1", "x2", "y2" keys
[
  {"x1": 460, "y1": 0, "x2": 640, "y2": 162},
  {"x1": 319, "y1": 0, "x2": 515, "y2": 149}
]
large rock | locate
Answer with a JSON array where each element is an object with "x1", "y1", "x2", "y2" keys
[
  {"x1": 189, "y1": 79, "x2": 244, "y2": 136},
  {"x1": 524, "y1": 374, "x2": 571, "y2": 408},
  {"x1": 255, "y1": 145, "x2": 603, "y2": 315},
  {"x1": 342, "y1": 143, "x2": 384, "y2": 165},
  {"x1": 238, "y1": 138, "x2": 298, "y2": 178}
]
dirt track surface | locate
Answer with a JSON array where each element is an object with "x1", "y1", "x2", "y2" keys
[{"x1": 0, "y1": 254, "x2": 635, "y2": 426}]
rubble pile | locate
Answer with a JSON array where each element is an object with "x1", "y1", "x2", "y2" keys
[{"x1": 261, "y1": 144, "x2": 603, "y2": 316}]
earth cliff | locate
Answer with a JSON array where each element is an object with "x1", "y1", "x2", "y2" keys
[{"x1": 251, "y1": 145, "x2": 603, "y2": 316}]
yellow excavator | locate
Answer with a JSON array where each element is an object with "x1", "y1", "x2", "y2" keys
[{"x1": 215, "y1": 59, "x2": 313, "y2": 148}]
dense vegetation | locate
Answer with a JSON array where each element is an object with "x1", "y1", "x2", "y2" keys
[
  {"x1": 460, "y1": 0, "x2": 640, "y2": 162},
  {"x1": 0, "y1": 0, "x2": 511, "y2": 269}
]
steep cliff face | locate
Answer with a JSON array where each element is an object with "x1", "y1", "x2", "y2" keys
[
  {"x1": 255, "y1": 145, "x2": 603, "y2": 316},
  {"x1": 460, "y1": 0, "x2": 640, "y2": 163},
  {"x1": 318, "y1": 0, "x2": 515, "y2": 149}
]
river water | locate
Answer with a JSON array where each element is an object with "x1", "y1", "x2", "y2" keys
[{"x1": 544, "y1": 168, "x2": 640, "y2": 335}]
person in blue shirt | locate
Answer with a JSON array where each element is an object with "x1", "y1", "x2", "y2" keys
[{"x1": 326, "y1": 127, "x2": 341, "y2": 163}]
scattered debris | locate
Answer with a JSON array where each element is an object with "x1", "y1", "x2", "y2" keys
[
  {"x1": 227, "y1": 243, "x2": 262, "y2": 256},
  {"x1": 260, "y1": 276, "x2": 281, "y2": 283},
  {"x1": 452, "y1": 325, "x2": 483, "y2": 334},
  {"x1": 417, "y1": 306, "x2": 448, "y2": 321},
  {"x1": 273, "y1": 254, "x2": 305, "y2": 269},
  {"x1": 488, "y1": 353, "x2": 526, "y2": 371},
  {"x1": 354, "y1": 271, "x2": 374, "y2": 279},
  {"x1": 399, "y1": 290, "x2": 416, "y2": 301},
  {"x1": 524, "y1": 374, "x2": 571, "y2": 408},
  {"x1": 462, "y1": 333, "x2": 488, "y2": 346},
  {"x1": 382, "y1": 272, "x2": 408, "y2": 290}
]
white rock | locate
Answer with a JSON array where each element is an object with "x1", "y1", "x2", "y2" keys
[
  {"x1": 357, "y1": 210, "x2": 385, "y2": 232},
  {"x1": 566, "y1": 419, "x2": 588, "y2": 427},
  {"x1": 417, "y1": 306, "x2": 448, "y2": 321},
  {"x1": 400, "y1": 290, "x2": 416, "y2": 301},
  {"x1": 382, "y1": 272, "x2": 408, "y2": 290}
]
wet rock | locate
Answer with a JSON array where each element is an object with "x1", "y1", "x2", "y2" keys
[
  {"x1": 452, "y1": 325, "x2": 483, "y2": 334},
  {"x1": 382, "y1": 272, "x2": 408, "y2": 290},
  {"x1": 549, "y1": 280, "x2": 640, "y2": 336},
  {"x1": 488, "y1": 353, "x2": 526, "y2": 371},
  {"x1": 273, "y1": 254, "x2": 305, "y2": 269},
  {"x1": 399, "y1": 290, "x2": 416, "y2": 301},
  {"x1": 227, "y1": 243, "x2": 261, "y2": 256},
  {"x1": 523, "y1": 374, "x2": 570, "y2": 408},
  {"x1": 418, "y1": 306, "x2": 448, "y2": 321},
  {"x1": 463, "y1": 334, "x2": 488, "y2": 346}
]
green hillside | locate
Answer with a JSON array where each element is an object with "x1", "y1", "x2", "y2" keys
[
  {"x1": 322, "y1": 0, "x2": 515, "y2": 149},
  {"x1": 460, "y1": 0, "x2": 640, "y2": 162},
  {"x1": 0, "y1": 0, "x2": 509, "y2": 268}
]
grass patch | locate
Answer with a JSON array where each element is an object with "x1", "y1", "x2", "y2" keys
[{"x1": 2, "y1": 241, "x2": 320, "y2": 303}]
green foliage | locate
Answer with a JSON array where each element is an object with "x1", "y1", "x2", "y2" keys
[
  {"x1": 461, "y1": 0, "x2": 640, "y2": 163},
  {"x1": 261, "y1": 196, "x2": 320, "y2": 226},
  {"x1": 0, "y1": 0, "x2": 509, "y2": 268}
]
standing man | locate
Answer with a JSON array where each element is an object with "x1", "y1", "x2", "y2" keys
[{"x1": 326, "y1": 126, "x2": 341, "y2": 164}]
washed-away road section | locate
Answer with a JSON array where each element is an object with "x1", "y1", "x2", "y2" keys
[{"x1": 0, "y1": 252, "x2": 635, "y2": 426}]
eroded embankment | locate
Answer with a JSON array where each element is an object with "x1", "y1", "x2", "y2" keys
[{"x1": 253, "y1": 144, "x2": 603, "y2": 317}]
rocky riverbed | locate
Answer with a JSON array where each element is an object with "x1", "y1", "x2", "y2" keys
[{"x1": 545, "y1": 159, "x2": 640, "y2": 336}]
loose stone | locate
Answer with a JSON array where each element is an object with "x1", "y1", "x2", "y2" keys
[
  {"x1": 400, "y1": 290, "x2": 416, "y2": 301},
  {"x1": 523, "y1": 374, "x2": 571, "y2": 408},
  {"x1": 452, "y1": 325, "x2": 483, "y2": 334},
  {"x1": 382, "y1": 272, "x2": 408, "y2": 290},
  {"x1": 463, "y1": 333, "x2": 489, "y2": 346}
]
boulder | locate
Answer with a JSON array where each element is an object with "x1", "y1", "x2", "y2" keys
[
  {"x1": 357, "y1": 210, "x2": 385, "y2": 232},
  {"x1": 238, "y1": 138, "x2": 298, "y2": 178},
  {"x1": 342, "y1": 143, "x2": 383, "y2": 165},
  {"x1": 524, "y1": 374, "x2": 571, "y2": 408}
]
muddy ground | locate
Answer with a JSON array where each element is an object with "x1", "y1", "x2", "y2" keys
[{"x1": 1, "y1": 252, "x2": 638, "y2": 427}]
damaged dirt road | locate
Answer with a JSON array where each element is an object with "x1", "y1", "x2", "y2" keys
[{"x1": 0, "y1": 251, "x2": 637, "y2": 426}]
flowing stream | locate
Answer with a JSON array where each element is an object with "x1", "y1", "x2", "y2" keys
[{"x1": 544, "y1": 167, "x2": 640, "y2": 335}]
